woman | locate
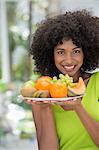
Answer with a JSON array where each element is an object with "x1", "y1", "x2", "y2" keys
[{"x1": 28, "y1": 10, "x2": 99, "y2": 150}]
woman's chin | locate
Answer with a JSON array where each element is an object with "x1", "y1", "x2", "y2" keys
[{"x1": 63, "y1": 70, "x2": 75, "y2": 77}]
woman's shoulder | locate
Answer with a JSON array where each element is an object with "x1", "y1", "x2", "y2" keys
[
  {"x1": 91, "y1": 71, "x2": 99, "y2": 98},
  {"x1": 84, "y1": 71, "x2": 99, "y2": 87},
  {"x1": 89, "y1": 72, "x2": 99, "y2": 93},
  {"x1": 90, "y1": 71, "x2": 99, "y2": 79}
]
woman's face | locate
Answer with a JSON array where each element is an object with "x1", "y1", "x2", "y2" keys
[{"x1": 54, "y1": 39, "x2": 84, "y2": 81}]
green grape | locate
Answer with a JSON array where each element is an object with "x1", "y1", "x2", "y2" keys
[
  {"x1": 70, "y1": 77, "x2": 73, "y2": 83},
  {"x1": 69, "y1": 82, "x2": 77, "y2": 87},
  {"x1": 61, "y1": 78, "x2": 66, "y2": 82},
  {"x1": 59, "y1": 74, "x2": 73, "y2": 85},
  {"x1": 65, "y1": 74, "x2": 70, "y2": 79},
  {"x1": 52, "y1": 76, "x2": 57, "y2": 82},
  {"x1": 66, "y1": 80, "x2": 71, "y2": 85},
  {"x1": 59, "y1": 74, "x2": 65, "y2": 79}
]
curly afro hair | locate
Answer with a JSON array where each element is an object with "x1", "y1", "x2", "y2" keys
[{"x1": 30, "y1": 9, "x2": 99, "y2": 77}]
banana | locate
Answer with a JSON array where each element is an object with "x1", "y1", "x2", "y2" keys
[{"x1": 33, "y1": 90, "x2": 50, "y2": 98}]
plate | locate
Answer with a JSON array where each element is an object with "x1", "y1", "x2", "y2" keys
[{"x1": 18, "y1": 95, "x2": 83, "y2": 104}]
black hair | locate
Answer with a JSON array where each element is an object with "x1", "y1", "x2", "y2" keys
[{"x1": 30, "y1": 10, "x2": 99, "y2": 77}]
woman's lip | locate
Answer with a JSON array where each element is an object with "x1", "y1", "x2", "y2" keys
[{"x1": 63, "y1": 65, "x2": 75, "y2": 71}]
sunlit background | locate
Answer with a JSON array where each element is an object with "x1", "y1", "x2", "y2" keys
[{"x1": 0, "y1": 0, "x2": 99, "y2": 150}]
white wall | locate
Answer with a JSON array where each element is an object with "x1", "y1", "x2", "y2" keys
[{"x1": 60, "y1": 0, "x2": 99, "y2": 16}]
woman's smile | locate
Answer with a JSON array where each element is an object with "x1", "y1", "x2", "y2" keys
[{"x1": 62, "y1": 65, "x2": 75, "y2": 72}]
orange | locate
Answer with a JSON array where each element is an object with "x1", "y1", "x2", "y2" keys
[
  {"x1": 50, "y1": 81, "x2": 67, "y2": 98},
  {"x1": 35, "y1": 76, "x2": 52, "y2": 91}
]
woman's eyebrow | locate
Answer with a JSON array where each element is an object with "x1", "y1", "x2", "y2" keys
[
  {"x1": 55, "y1": 46, "x2": 79, "y2": 51},
  {"x1": 55, "y1": 48, "x2": 64, "y2": 51},
  {"x1": 72, "y1": 46, "x2": 80, "y2": 50}
]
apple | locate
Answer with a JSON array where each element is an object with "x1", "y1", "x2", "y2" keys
[
  {"x1": 20, "y1": 80, "x2": 36, "y2": 97},
  {"x1": 24, "y1": 80, "x2": 35, "y2": 87}
]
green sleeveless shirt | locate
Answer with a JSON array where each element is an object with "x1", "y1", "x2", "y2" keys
[{"x1": 52, "y1": 72, "x2": 99, "y2": 150}]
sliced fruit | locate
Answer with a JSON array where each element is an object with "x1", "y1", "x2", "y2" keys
[
  {"x1": 50, "y1": 79, "x2": 67, "y2": 98},
  {"x1": 33, "y1": 90, "x2": 50, "y2": 98},
  {"x1": 68, "y1": 77, "x2": 86, "y2": 96},
  {"x1": 35, "y1": 76, "x2": 52, "y2": 91}
]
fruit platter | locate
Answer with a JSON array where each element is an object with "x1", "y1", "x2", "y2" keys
[{"x1": 20, "y1": 74, "x2": 86, "y2": 103}]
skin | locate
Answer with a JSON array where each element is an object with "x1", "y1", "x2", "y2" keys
[
  {"x1": 54, "y1": 39, "x2": 84, "y2": 82},
  {"x1": 32, "y1": 104, "x2": 59, "y2": 150},
  {"x1": 26, "y1": 39, "x2": 99, "y2": 149}
]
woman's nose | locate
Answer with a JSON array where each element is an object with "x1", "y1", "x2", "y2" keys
[{"x1": 65, "y1": 54, "x2": 72, "y2": 64}]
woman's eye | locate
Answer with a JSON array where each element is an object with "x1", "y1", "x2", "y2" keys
[
  {"x1": 73, "y1": 49, "x2": 80, "y2": 54},
  {"x1": 57, "y1": 51, "x2": 64, "y2": 55}
]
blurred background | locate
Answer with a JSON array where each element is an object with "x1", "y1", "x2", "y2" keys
[{"x1": 0, "y1": 0, "x2": 99, "y2": 150}]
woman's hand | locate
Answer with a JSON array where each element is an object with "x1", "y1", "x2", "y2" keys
[
  {"x1": 24, "y1": 97, "x2": 82, "y2": 110},
  {"x1": 60, "y1": 97, "x2": 82, "y2": 111},
  {"x1": 24, "y1": 98, "x2": 51, "y2": 107}
]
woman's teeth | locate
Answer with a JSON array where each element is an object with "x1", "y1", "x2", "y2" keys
[{"x1": 63, "y1": 65, "x2": 75, "y2": 71}]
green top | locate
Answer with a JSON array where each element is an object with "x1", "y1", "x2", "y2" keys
[{"x1": 52, "y1": 72, "x2": 99, "y2": 150}]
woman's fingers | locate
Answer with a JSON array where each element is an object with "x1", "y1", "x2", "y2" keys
[
  {"x1": 24, "y1": 99, "x2": 34, "y2": 105},
  {"x1": 24, "y1": 97, "x2": 82, "y2": 106},
  {"x1": 24, "y1": 99, "x2": 51, "y2": 106},
  {"x1": 59, "y1": 98, "x2": 82, "y2": 106}
]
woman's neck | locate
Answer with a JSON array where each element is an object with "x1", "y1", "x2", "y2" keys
[
  {"x1": 73, "y1": 71, "x2": 91, "y2": 85},
  {"x1": 81, "y1": 72, "x2": 91, "y2": 86},
  {"x1": 73, "y1": 71, "x2": 81, "y2": 82}
]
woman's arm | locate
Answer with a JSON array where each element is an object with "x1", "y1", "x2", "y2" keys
[
  {"x1": 74, "y1": 103, "x2": 99, "y2": 147},
  {"x1": 32, "y1": 104, "x2": 59, "y2": 150},
  {"x1": 61, "y1": 99, "x2": 99, "y2": 147}
]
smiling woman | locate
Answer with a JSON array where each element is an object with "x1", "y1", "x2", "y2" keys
[{"x1": 27, "y1": 10, "x2": 99, "y2": 150}]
